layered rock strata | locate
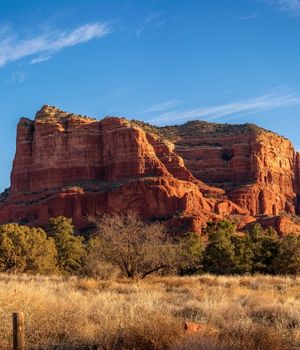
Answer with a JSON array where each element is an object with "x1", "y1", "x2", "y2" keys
[
  {"x1": 0, "y1": 106, "x2": 300, "y2": 235},
  {"x1": 0, "y1": 106, "x2": 244, "y2": 230},
  {"x1": 153, "y1": 121, "x2": 298, "y2": 217}
]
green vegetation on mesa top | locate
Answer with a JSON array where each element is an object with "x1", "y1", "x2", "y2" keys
[
  {"x1": 131, "y1": 119, "x2": 277, "y2": 141},
  {"x1": 35, "y1": 105, "x2": 96, "y2": 122},
  {"x1": 24, "y1": 105, "x2": 282, "y2": 140},
  {"x1": 25, "y1": 104, "x2": 286, "y2": 141}
]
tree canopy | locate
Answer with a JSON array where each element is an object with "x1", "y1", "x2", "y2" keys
[
  {"x1": 90, "y1": 212, "x2": 178, "y2": 279},
  {"x1": 47, "y1": 216, "x2": 85, "y2": 273},
  {"x1": 0, "y1": 223, "x2": 58, "y2": 274}
]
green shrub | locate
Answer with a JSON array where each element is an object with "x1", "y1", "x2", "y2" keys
[
  {"x1": 202, "y1": 221, "x2": 236, "y2": 274},
  {"x1": 0, "y1": 223, "x2": 58, "y2": 274},
  {"x1": 47, "y1": 216, "x2": 85, "y2": 274}
]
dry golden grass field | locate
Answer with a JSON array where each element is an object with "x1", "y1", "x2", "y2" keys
[{"x1": 0, "y1": 274, "x2": 300, "y2": 349}]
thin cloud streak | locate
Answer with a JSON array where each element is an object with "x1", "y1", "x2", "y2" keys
[
  {"x1": 136, "y1": 100, "x2": 181, "y2": 114},
  {"x1": 4, "y1": 70, "x2": 30, "y2": 86},
  {"x1": 30, "y1": 55, "x2": 52, "y2": 64},
  {"x1": 0, "y1": 22, "x2": 111, "y2": 67},
  {"x1": 265, "y1": 0, "x2": 300, "y2": 14},
  {"x1": 238, "y1": 13, "x2": 259, "y2": 21},
  {"x1": 148, "y1": 93, "x2": 300, "y2": 125},
  {"x1": 136, "y1": 12, "x2": 166, "y2": 37}
]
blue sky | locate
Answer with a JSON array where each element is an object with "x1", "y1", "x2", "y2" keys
[{"x1": 1, "y1": 0, "x2": 300, "y2": 190}]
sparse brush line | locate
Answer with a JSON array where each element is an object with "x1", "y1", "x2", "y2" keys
[{"x1": 0, "y1": 273, "x2": 299, "y2": 349}]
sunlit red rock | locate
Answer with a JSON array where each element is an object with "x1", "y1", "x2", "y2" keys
[
  {"x1": 1, "y1": 106, "x2": 240, "y2": 231},
  {"x1": 156, "y1": 121, "x2": 298, "y2": 217},
  {"x1": 1, "y1": 105, "x2": 300, "y2": 236}
]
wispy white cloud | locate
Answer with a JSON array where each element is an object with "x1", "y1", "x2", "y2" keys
[
  {"x1": 92, "y1": 85, "x2": 133, "y2": 113},
  {"x1": 144, "y1": 12, "x2": 162, "y2": 24},
  {"x1": 238, "y1": 13, "x2": 260, "y2": 21},
  {"x1": 136, "y1": 100, "x2": 181, "y2": 114},
  {"x1": 30, "y1": 54, "x2": 52, "y2": 65},
  {"x1": 147, "y1": 92, "x2": 300, "y2": 125},
  {"x1": 265, "y1": 0, "x2": 300, "y2": 14},
  {"x1": 4, "y1": 70, "x2": 30, "y2": 86},
  {"x1": 137, "y1": 12, "x2": 166, "y2": 37},
  {"x1": 0, "y1": 22, "x2": 111, "y2": 67}
]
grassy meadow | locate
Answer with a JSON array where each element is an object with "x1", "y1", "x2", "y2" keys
[{"x1": 0, "y1": 274, "x2": 299, "y2": 349}]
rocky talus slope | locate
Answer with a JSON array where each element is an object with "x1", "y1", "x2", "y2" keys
[{"x1": 0, "y1": 105, "x2": 300, "y2": 235}]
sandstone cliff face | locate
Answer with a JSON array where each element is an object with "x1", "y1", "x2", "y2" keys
[
  {"x1": 1, "y1": 106, "x2": 300, "y2": 235},
  {"x1": 1, "y1": 106, "x2": 244, "y2": 230},
  {"x1": 155, "y1": 122, "x2": 298, "y2": 217},
  {"x1": 12, "y1": 110, "x2": 163, "y2": 194}
]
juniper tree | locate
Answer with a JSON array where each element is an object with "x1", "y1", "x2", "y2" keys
[
  {"x1": 202, "y1": 221, "x2": 237, "y2": 274},
  {"x1": 47, "y1": 216, "x2": 85, "y2": 273},
  {"x1": 0, "y1": 223, "x2": 58, "y2": 274}
]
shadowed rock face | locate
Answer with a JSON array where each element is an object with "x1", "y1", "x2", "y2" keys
[
  {"x1": 153, "y1": 121, "x2": 298, "y2": 217},
  {"x1": 1, "y1": 105, "x2": 300, "y2": 235}
]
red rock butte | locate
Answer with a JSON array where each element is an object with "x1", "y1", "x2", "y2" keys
[{"x1": 1, "y1": 105, "x2": 300, "y2": 235}]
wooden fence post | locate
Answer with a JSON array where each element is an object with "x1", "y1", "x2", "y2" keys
[{"x1": 13, "y1": 312, "x2": 25, "y2": 350}]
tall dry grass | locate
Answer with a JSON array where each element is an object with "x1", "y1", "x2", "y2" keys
[{"x1": 0, "y1": 274, "x2": 299, "y2": 349}]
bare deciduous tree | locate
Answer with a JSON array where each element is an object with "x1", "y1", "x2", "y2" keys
[{"x1": 89, "y1": 212, "x2": 178, "y2": 279}]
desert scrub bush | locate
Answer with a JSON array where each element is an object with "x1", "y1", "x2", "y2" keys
[
  {"x1": 0, "y1": 224, "x2": 58, "y2": 274},
  {"x1": 0, "y1": 274, "x2": 183, "y2": 349},
  {"x1": 0, "y1": 274, "x2": 299, "y2": 349},
  {"x1": 176, "y1": 324, "x2": 281, "y2": 350}
]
